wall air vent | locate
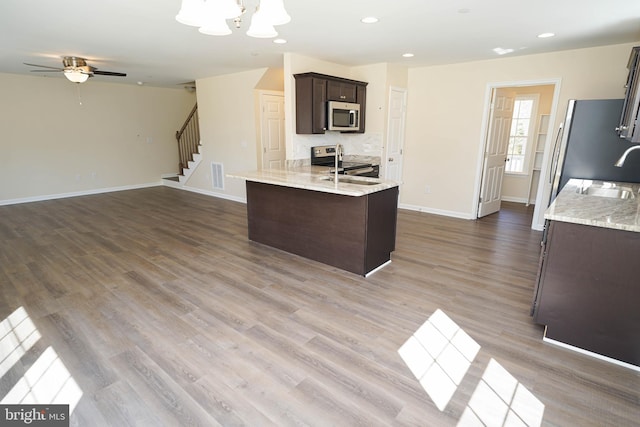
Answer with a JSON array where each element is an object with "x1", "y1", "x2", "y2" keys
[{"x1": 211, "y1": 162, "x2": 224, "y2": 190}]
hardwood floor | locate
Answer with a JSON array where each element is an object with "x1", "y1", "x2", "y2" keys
[{"x1": 0, "y1": 188, "x2": 637, "y2": 426}]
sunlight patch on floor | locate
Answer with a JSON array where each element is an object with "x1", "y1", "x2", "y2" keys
[
  {"x1": 398, "y1": 309, "x2": 481, "y2": 410},
  {"x1": 399, "y1": 309, "x2": 545, "y2": 426},
  {"x1": 458, "y1": 358, "x2": 544, "y2": 426},
  {"x1": 0, "y1": 307, "x2": 83, "y2": 413},
  {"x1": 0, "y1": 306, "x2": 41, "y2": 378}
]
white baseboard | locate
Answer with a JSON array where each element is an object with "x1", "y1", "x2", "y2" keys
[
  {"x1": 543, "y1": 330, "x2": 640, "y2": 372},
  {"x1": 0, "y1": 182, "x2": 163, "y2": 206},
  {"x1": 173, "y1": 184, "x2": 246, "y2": 204},
  {"x1": 398, "y1": 203, "x2": 474, "y2": 220},
  {"x1": 501, "y1": 196, "x2": 530, "y2": 204},
  {"x1": 365, "y1": 260, "x2": 392, "y2": 277}
]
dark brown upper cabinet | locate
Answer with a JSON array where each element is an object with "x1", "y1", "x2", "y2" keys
[
  {"x1": 294, "y1": 72, "x2": 367, "y2": 134},
  {"x1": 327, "y1": 80, "x2": 357, "y2": 102}
]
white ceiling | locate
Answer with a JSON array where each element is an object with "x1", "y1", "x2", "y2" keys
[{"x1": 2, "y1": 0, "x2": 639, "y2": 88}]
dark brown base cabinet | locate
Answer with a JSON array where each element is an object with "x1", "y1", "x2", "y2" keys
[
  {"x1": 532, "y1": 221, "x2": 640, "y2": 366},
  {"x1": 246, "y1": 182, "x2": 398, "y2": 276}
]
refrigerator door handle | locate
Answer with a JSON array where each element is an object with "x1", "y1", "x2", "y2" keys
[{"x1": 549, "y1": 122, "x2": 564, "y2": 183}]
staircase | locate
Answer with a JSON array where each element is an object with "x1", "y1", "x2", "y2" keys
[{"x1": 164, "y1": 103, "x2": 202, "y2": 187}]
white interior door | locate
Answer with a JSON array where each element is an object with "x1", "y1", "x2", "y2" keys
[
  {"x1": 385, "y1": 87, "x2": 407, "y2": 182},
  {"x1": 478, "y1": 88, "x2": 514, "y2": 217},
  {"x1": 260, "y1": 93, "x2": 285, "y2": 170}
]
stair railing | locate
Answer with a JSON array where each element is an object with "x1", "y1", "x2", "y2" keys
[{"x1": 176, "y1": 103, "x2": 200, "y2": 173}]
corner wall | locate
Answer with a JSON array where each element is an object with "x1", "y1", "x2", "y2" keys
[
  {"x1": 283, "y1": 54, "x2": 408, "y2": 166},
  {"x1": 0, "y1": 73, "x2": 195, "y2": 204},
  {"x1": 188, "y1": 68, "x2": 273, "y2": 201},
  {"x1": 403, "y1": 42, "x2": 638, "y2": 220}
]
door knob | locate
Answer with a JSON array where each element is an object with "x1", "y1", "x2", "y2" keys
[{"x1": 389, "y1": 157, "x2": 394, "y2": 162}]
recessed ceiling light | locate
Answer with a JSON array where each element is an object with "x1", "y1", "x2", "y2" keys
[
  {"x1": 458, "y1": 8, "x2": 470, "y2": 14},
  {"x1": 402, "y1": 53, "x2": 414, "y2": 58},
  {"x1": 273, "y1": 38, "x2": 287, "y2": 44},
  {"x1": 493, "y1": 47, "x2": 514, "y2": 55},
  {"x1": 537, "y1": 32, "x2": 555, "y2": 38},
  {"x1": 361, "y1": 16, "x2": 379, "y2": 24}
]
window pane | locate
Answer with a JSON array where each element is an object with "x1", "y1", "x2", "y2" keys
[
  {"x1": 514, "y1": 119, "x2": 529, "y2": 135},
  {"x1": 506, "y1": 98, "x2": 535, "y2": 174},
  {"x1": 518, "y1": 100, "x2": 533, "y2": 118}
]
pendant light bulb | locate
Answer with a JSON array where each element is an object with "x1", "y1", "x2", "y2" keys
[
  {"x1": 258, "y1": 0, "x2": 290, "y2": 25},
  {"x1": 247, "y1": 9, "x2": 278, "y2": 38},
  {"x1": 176, "y1": 0, "x2": 205, "y2": 27}
]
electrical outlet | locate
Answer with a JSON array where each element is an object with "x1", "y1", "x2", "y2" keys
[{"x1": 425, "y1": 185, "x2": 431, "y2": 194}]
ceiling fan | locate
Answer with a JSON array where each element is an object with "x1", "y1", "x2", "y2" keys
[{"x1": 24, "y1": 56, "x2": 127, "y2": 83}]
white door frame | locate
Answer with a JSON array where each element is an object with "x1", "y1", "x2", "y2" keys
[{"x1": 472, "y1": 78, "x2": 562, "y2": 230}]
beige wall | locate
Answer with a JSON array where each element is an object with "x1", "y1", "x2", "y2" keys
[
  {"x1": 184, "y1": 57, "x2": 410, "y2": 202},
  {"x1": 283, "y1": 54, "x2": 408, "y2": 165},
  {"x1": 284, "y1": 53, "x2": 354, "y2": 160},
  {"x1": 188, "y1": 68, "x2": 275, "y2": 201},
  {"x1": 0, "y1": 73, "x2": 195, "y2": 203},
  {"x1": 403, "y1": 42, "x2": 637, "y2": 221},
  {"x1": 5, "y1": 42, "x2": 636, "y2": 218}
]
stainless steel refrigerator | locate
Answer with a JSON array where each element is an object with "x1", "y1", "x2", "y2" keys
[{"x1": 549, "y1": 98, "x2": 640, "y2": 201}]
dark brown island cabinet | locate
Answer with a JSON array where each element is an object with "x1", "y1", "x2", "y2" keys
[
  {"x1": 246, "y1": 181, "x2": 398, "y2": 276},
  {"x1": 294, "y1": 72, "x2": 367, "y2": 134},
  {"x1": 532, "y1": 220, "x2": 640, "y2": 367}
]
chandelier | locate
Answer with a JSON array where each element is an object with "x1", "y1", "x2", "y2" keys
[{"x1": 176, "y1": 0, "x2": 290, "y2": 38}]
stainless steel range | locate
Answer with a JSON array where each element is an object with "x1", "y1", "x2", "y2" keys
[{"x1": 310, "y1": 145, "x2": 379, "y2": 177}]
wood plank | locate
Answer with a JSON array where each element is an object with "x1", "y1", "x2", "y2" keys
[{"x1": 0, "y1": 189, "x2": 637, "y2": 426}]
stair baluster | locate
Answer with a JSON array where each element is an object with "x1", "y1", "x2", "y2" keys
[{"x1": 175, "y1": 103, "x2": 200, "y2": 175}]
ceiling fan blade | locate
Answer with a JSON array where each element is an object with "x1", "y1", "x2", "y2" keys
[
  {"x1": 24, "y1": 62, "x2": 64, "y2": 71},
  {"x1": 29, "y1": 69, "x2": 63, "y2": 73},
  {"x1": 93, "y1": 70, "x2": 127, "y2": 77}
]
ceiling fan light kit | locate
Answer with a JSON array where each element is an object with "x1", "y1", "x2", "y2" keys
[
  {"x1": 176, "y1": 0, "x2": 290, "y2": 38},
  {"x1": 64, "y1": 70, "x2": 89, "y2": 83},
  {"x1": 24, "y1": 56, "x2": 127, "y2": 84}
]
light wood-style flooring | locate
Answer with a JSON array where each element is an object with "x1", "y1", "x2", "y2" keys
[{"x1": 0, "y1": 187, "x2": 638, "y2": 426}]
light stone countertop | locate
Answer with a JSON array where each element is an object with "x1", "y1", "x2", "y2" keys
[
  {"x1": 227, "y1": 166, "x2": 399, "y2": 197},
  {"x1": 545, "y1": 179, "x2": 640, "y2": 232}
]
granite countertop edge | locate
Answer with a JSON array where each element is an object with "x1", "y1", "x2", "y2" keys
[
  {"x1": 227, "y1": 166, "x2": 399, "y2": 197},
  {"x1": 545, "y1": 179, "x2": 640, "y2": 232}
]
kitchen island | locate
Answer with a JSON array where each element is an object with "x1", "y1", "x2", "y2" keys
[
  {"x1": 532, "y1": 179, "x2": 640, "y2": 369},
  {"x1": 228, "y1": 167, "x2": 399, "y2": 276}
]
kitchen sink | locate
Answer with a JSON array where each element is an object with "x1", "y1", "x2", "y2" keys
[
  {"x1": 318, "y1": 176, "x2": 380, "y2": 186},
  {"x1": 576, "y1": 185, "x2": 636, "y2": 199}
]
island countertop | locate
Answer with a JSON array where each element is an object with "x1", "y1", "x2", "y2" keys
[
  {"x1": 227, "y1": 166, "x2": 399, "y2": 197},
  {"x1": 545, "y1": 179, "x2": 640, "y2": 232}
]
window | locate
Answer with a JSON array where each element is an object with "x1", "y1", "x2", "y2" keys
[{"x1": 505, "y1": 97, "x2": 536, "y2": 174}]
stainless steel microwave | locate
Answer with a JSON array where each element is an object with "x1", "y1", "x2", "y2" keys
[{"x1": 327, "y1": 101, "x2": 360, "y2": 131}]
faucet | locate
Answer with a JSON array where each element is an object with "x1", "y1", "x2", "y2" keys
[
  {"x1": 334, "y1": 143, "x2": 343, "y2": 184},
  {"x1": 614, "y1": 145, "x2": 640, "y2": 167}
]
